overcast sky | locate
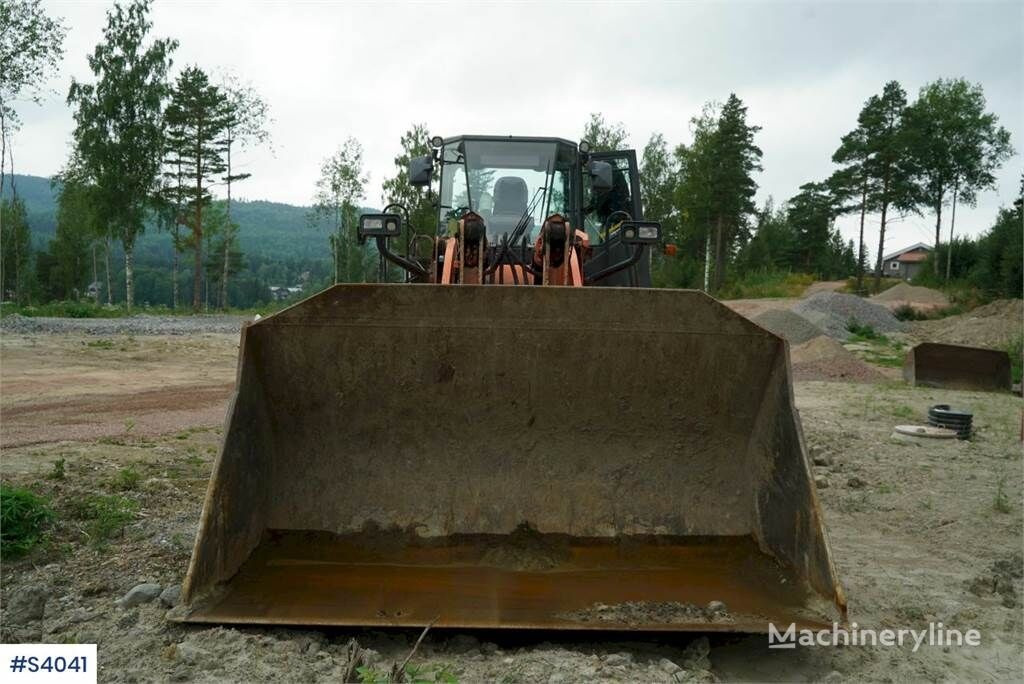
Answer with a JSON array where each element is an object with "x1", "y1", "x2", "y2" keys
[{"x1": 14, "y1": 0, "x2": 1023, "y2": 263}]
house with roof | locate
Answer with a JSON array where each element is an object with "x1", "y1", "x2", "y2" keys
[{"x1": 879, "y1": 242, "x2": 932, "y2": 280}]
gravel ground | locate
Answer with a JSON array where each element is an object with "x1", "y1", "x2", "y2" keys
[
  {"x1": 0, "y1": 314, "x2": 249, "y2": 336},
  {"x1": 752, "y1": 309, "x2": 824, "y2": 344},
  {"x1": 792, "y1": 292, "x2": 907, "y2": 340}
]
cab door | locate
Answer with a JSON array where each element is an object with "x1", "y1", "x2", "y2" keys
[{"x1": 582, "y1": 150, "x2": 650, "y2": 287}]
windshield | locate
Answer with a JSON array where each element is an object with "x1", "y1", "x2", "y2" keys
[{"x1": 439, "y1": 140, "x2": 574, "y2": 242}]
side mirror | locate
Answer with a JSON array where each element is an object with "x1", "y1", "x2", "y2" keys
[
  {"x1": 358, "y1": 213, "x2": 403, "y2": 238},
  {"x1": 619, "y1": 221, "x2": 661, "y2": 244},
  {"x1": 408, "y1": 155, "x2": 433, "y2": 187},
  {"x1": 587, "y1": 160, "x2": 613, "y2": 192}
]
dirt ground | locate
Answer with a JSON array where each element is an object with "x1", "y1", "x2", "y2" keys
[{"x1": 1, "y1": 327, "x2": 1021, "y2": 682}]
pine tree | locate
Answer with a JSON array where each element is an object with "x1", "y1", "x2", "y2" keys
[
  {"x1": 707, "y1": 94, "x2": 762, "y2": 292},
  {"x1": 850, "y1": 81, "x2": 918, "y2": 292},
  {"x1": 162, "y1": 66, "x2": 229, "y2": 311}
]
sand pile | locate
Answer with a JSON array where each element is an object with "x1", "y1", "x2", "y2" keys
[
  {"x1": 753, "y1": 309, "x2": 824, "y2": 344},
  {"x1": 793, "y1": 292, "x2": 907, "y2": 340},
  {"x1": 911, "y1": 299, "x2": 1023, "y2": 349},
  {"x1": 872, "y1": 283, "x2": 950, "y2": 311},
  {"x1": 789, "y1": 335, "x2": 887, "y2": 383}
]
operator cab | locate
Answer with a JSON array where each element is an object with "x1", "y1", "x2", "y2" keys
[
  {"x1": 439, "y1": 138, "x2": 577, "y2": 244},
  {"x1": 360, "y1": 134, "x2": 658, "y2": 287}
]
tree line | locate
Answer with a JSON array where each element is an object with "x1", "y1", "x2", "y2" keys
[
  {"x1": 1, "y1": 0, "x2": 1017, "y2": 308},
  {"x1": 613, "y1": 78, "x2": 1013, "y2": 296},
  {"x1": 2, "y1": 0, "x2": 273, "y2": 311}
]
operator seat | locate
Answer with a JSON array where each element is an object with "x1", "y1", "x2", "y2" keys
[{"x1": 489, "y1": 176, "x2": 533, "y2": 240}]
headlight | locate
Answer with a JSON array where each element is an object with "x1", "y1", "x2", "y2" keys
[
  {"x1": 619, "y1": 221, "x2": 661, "y2": 244},
  {"x1": 358, "y1": 213, "x2": 403, "y2": 238}
]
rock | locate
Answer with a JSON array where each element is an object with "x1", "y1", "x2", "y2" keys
[
  {"x1": 846, "y1": 476, "x2": 867, "y2": 489},
  {"x1": 682, "y1": 636, "x2": 711, "y2": 665},
  {"x1": 814, "y1": 475, "x2": 830, "y2": 489},
  {"x1": 117, "y1": 611, "x2": 138, "y2": 629},
  {"x1": 812, "y1": 454, "x2": 833, "y2": 466},
  {"x1": 360, "y1": 648, "x2": 381, "y2": 665},
  {"x1": 502, "y1": 656, "x2": 515, "y2": 665},
  {"x1": 159, "y1": 585, "x2": 181, "y2": 608},
  {"x1": 117, "y1": 583, "x2": 162, "y2": 608},
  {"x1": 176, "y1": 640, "x2": 211, "y2": 664},
  {"x1": 548, "y1": 673, "x2": 568, "y2": 684},
  {"x1": 68, "y1": 608, "x2": 96, "y2": 624},
  {"x1": 7, "y1": 586, "x2": 48, "y2": 623},
  {"x1": 659, "y1": 658, "x2": 682, "y2": 675},
  {"x1": 822, "y1": 672, "x2": 843, "y2": 683},
  {"x1": 705, "y1": 600, "x2": 728, "y2": 618},
  {"x1": 602, "y1": 653, "x2": 632, "y2": 667},
  {"x1": 481, "y1": 642, "x2": 499, "y2": 655}
]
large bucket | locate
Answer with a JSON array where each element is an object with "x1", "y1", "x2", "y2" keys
[
  {"x1": 903, "y1": 342, "x2": 1012, "y2": 392},
  {"x1": 176, "y1": 284, "x2": 846, "y2": 631}
]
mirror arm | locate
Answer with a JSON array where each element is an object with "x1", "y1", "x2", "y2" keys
[
  {"x1": 375, "y1": 236, "x2": 429, "y2": 279},
  {"x1": 584, "y1": 244, "x2": 646, "y2": 285}
]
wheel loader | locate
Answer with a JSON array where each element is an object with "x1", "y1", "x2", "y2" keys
[{"x1": 176, "y1": 135, "x2": 847, "y2": 632}]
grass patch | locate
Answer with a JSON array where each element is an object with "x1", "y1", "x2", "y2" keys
[
  {"x1": 718, "y1": 271, "x2": 815, "y2": 300},
  {"x1": 66, "y1": 494, "x2": 138, "y2": 545},
  {"x1": 891, "y1": 404, "x2": 916, "y2": 420},
  {"x1": 46, "y1": 458, "x2": 66, "y2": 481},
  {"x1": 109, "y1": 466, "x2": 142, "y2": 492},
  {"x1": 845, "y1": 321, "x2": 906, "y2": 367},
  {"x1": 1, "y1": 484, "x2": 55, "y2": 558},
  {"x1": 994, "y1": 476, "x2": 1012, "y2": 514},
  {"x1": 1007, "y1": 334, "x2": 1023, "y2": 385}
]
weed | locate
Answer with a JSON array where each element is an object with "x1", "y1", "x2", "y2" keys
[
  {"x1": 994, "y1": 476, "x2": 1012, "y2": 514},
  {"x1": 846, "y1": 320, "x2": 884, "y2": 340},
  {"x1": 124, "y1": 418, "x2": 136, "y2": 433},
  {"x1": 357, "y1": 664, "x2": 457, "y2": 684},
  {"x1": 47, "y1": 458, "x2": 67, "y2": 481},
  {"x1": 67, "y1": 494, "x2": 138, "y2": 545},
  {"x1": 0, "y1": 484, "x2": 55, "y2": 558},
  {"x1": 718, "y1": 271, "x2": 814, "y2": 300},
  {"x1": 891, "y1": 405, "x2": 916, "y2": 420},
  {"x1": 85, "y1": 338, "x2": 115, "y2": 349},
  {"x1": 110, "y1": 466, "x2": 142, "y2": 491},
  {"x1": 1007, "y1": 334, "x2": 1023, "y2": 385}
]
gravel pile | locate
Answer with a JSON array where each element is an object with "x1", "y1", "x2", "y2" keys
[
  {"x1": 792, "y1": 292, "x2": 907, "y2": 340},
  {"x1": 0, "y1": 313, "x2": 247, "y2": 336},
  {"x1": 789, "y1": 336, "x2": 887, "y2": 384},
  {"x1": 753, "y1": 309, "x2": 824, "y2": 344},
  {"x1": 871, "y1": 282, "x2": 950, "y2": 308}
]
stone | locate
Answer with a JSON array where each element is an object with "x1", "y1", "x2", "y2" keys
[
  {"x1": 159, "y1": 585, "x2": 181, "y2": 608},
  {"x1": 815, "y1": 475, "x2": 830, "y2": 489},
  {"x1": 847, "y1": 476, "x2": 867, "y2": 489},
  {"x1": 813, "y1": 454, "x2": 833, "y2": 466},
  {"x1": 7, "y1": 586, "x2": 48, "y2": 623},
  {"x1": 822, "y1": 672, "x2": 843, "y2": 683},
  {"x1": 602, "y1": 653, "x2": 632, "y2": 667},
  {"x1": 659, "y1": 658, "x2": 682, "y2": 675},
  {"x1": 117, "y1": 583, "x2": 162, "y2": 608},
  {"x1": 176, "y1": 640, "x2": 211, "y2": 664},
  {"x1": 68, "y1": 608, "x2": 96, "y2": 624},
  {"x1": 705, "y1": 601, "x2": 728, "y2": 618}
]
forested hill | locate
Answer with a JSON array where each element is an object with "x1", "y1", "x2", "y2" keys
[
  {"x1": 1, "y1": 173, "x2": 386, "y2": 307},
  {"x1": 2, "y1": 173, "x2": 347, "y2": 261}
]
